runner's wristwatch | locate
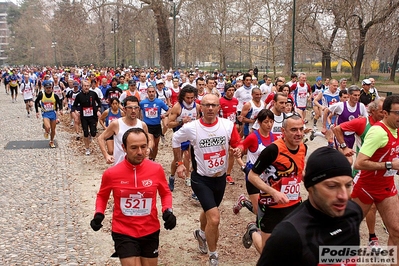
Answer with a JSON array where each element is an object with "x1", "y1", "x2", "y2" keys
[
  {"x1": 386, "y1": 161, "x2": 392, "y2": 170},
  {"x1": 339, "y1": 142, "x2": 347, "y2": 149}
]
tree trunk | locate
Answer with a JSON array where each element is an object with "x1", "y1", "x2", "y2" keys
[
  {"x1": 353, "y1": 30, "x2": 366, "y2": 83},
  {"x1": 152, "y1": 4, "x2": 172, "y2": 70},
  {"x1": 322, "y1": 51, "x2": 332, "y2": 78},
  {"x1": 390, "y1": 47, "x2": 399, "y2": 82}
]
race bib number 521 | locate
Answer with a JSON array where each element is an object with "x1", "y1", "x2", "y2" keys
[{"x1": 120, "y1": 191, "x2": 153, "y2": 216}]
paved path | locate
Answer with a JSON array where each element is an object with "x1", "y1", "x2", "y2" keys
[
  {"x1": 0, "y1": 90, "x2": 96, "y2": 265},
  {"x1": 0, "y1": 87, "x2": 330, "y2": 265}
]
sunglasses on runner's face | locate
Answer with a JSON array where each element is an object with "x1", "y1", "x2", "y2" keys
[
  {"x1": 125, "y1": 106, "x2": 140, "y2": 110},
  {"x1": 201, "y1": 104, "x2": 220, "y2": 108},
  {"x1": 388, "y1": 110, "x2": 399, "y2": 116}
]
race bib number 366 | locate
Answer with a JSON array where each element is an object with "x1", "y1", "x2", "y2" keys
[{"x1": 203, "y1": 149, "x2": 226, "y2": 173}]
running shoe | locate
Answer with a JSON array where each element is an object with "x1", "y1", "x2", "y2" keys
[
  {"x1": 242, "y1": 222, "x2": 257, "y2": 249},
  {"x1": 161, "y1": 134, "x2": 166, "y2": 144},
  {"x1": 70, "y1": 120, "x2": 74, "y2": 128},
  {"x1": 85, "y1": 149, "x2": 91, "y2": 156},
  {"x1": 44, "y1": 132, "x2": 49, "y2": 139},
  {"x1": 233, "y1": 194, "x2": 247, "y2": 214},
  {"x1": 226, "y1": 174, "x2": 235, "y2": 185},
  {"x1": 193, "y1": 229, "x2": 208, "y2": 254},
  {"x1": 27, "y1": 113, "x2": 30, "y2": 118},
  {"x1": 191, "y1": 193, "x2": 199, "y2": 201},
  {"x1": 209, "y1": 254, "x2": 219, "y2": 266},
  {"x1": 49, "y1": 141, "x2": 56, "y2": 148},
  {"x1": 76, "y1": 133, "x2": 81, "y2": 140},
  {"x1": 56, "y1": 119, "x2": 60, "y2": 124},
  {"x1": 185, "y1": 178, "x2": 191, "y2": 187},
  {"x1": 168, "y1": 176, "x2": 175, "y2": 192},
  {"x1": 368, "y1": 237, "x2": 379, "y2": 247}
]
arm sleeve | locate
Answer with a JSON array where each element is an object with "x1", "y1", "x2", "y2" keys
[
  {"x1": 360, "y1": 103, "x2": 368, "y2": 117},
  {"x1": 359, "y1": 126, "x2": 389, "y2": 157},
  {"x1": 290, "y1": 83, "x2": 297, "y2": 92},
  {"x1": 95, "y1": 170, "x2": 112, "y2": 214},
  {"x1": 171, "y1": 123, "x2": 195, "y2": 148},
  {"x1": 265, "y1": 93, "x2": 274, "y2": 104},
  {"x1": 73, "y1": 93, "x2": 80, "y2": 108},
  {"x1": 240, "y1": 133, "x2": 258, "y2": 152},
  {"x1": 54, "y1": 94, "x2": 62, "y2": 111},
  {"x1": 34, "y1": 92, "x2": 43, "y2": 113},
  {"x1": 95, "y1": 93, "x2": 102, "y2": 106},
  {"x1": 161, "y1": 101, "x2": 169, "y2": 111},
  {"x1": 156, "y1": 165, "x2": 173, "y2": 212},
  {"x1": 252, "y1": 144, "x2": 278, "y2": 175},
  {"x1": 257, "y1": 222, "x2": 302, "y2": 266},
  {"x1": 229, "y1": 125, "x2": 241, "y2": 148},
  {"x1": 328, "y1": 102, "x2": 342, "y2": 115},
  {"x1": 339, "y1": 117, "x2": 366, "y2": 136}
]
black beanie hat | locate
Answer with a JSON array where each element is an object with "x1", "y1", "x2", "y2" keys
[{"x1": 304, "y1": 147, "x2": 353, "y2": 189}]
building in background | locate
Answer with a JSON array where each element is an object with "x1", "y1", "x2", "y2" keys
[{"x1": 0, "y1": 0, "x2": 15, "y2": 66}]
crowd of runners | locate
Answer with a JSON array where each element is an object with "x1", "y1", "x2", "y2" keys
[{"x1": 4, "y1": 65, "x2": 399, "y2": 266}]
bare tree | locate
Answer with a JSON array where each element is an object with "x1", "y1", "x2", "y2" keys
[
  {"x1": 296, "y1": 0, "x2": 345, "y2": 78},
  {"x1": 348, "y1": 0, "x2": 399, "y2": 82}
]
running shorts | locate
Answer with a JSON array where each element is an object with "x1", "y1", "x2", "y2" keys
[
  {"x1": 191, "y1": 171, "x2": 226, "y2": 212},
  {"x1": 111, "y1": 230, "x2": 160, "y2": 259},
  {"x1": 351, "y1": 177, "x2": 397, "y2": 204}
]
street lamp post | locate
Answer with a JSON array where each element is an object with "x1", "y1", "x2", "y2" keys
[
  {"x1": 239, "y1": 38, "x2": 242, "y2": 71},
  {"x1": 51, "y1": 41, "x2": 57, "y2": 67},
  {"x1": 129, "y1": 37, "x2": 140, "y2": 67},
  {"x1": 111, "y1": 18, "x2": 117, "y2": 69},
  {"x1": 30, "y1": 45, "x2": 35, "y2": 66},
  {"x1": 291, "y1": 0, "x2": 296, "y2": 73},
  {"x1": 9, "y1": 47, "x2": 14, "y2": 64}
]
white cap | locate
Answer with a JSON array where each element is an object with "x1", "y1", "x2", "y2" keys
[
  {"x1": 362, "y1": 79, "x2": 371, "y2": 85},
  {"x1": 156, "y1": 79, "x2": 164, "y2": 85}
]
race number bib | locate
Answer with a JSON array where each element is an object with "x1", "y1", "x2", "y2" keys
[
  {"x1": 83, "y1": 107, "x2": 93, "y2": 116},
  {"x1": 109, "y1": 116, "x2": 118, "y2": 123},
  {"x1": 145, "y1": 107, "x2": 158, "y2": 118},
  {"x1": 203, "y1": 149, "x2": 226, "y2": 174},
  {"x1": 227, "y1": 113, "x2": 236, "y2": 122},
  {"x1": 383, "y1": 169, "x2": 397, "y2": 177},
  {"x1": 43, "y1": 102, "x2": 54, "y2": 111},
  {"x1": 298, "y1": 92, "x2": 307, "y2": 98},
  {"x1": 120, "y1": 191, "x2": 153, "y2": 216},
  {"x1": 280, "y1": 177, "x2": 300, "y2": 200},
  {"x1": 10, "y1": 80, "x2": 17, "y2": 86}
]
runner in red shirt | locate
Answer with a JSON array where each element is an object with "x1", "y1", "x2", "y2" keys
[
  {"x1": 91, "y1": 128, "x2": 176, "y2": 265},
  {"x1": 219, "y1": 83, "x2": 239, "y2": 185}
]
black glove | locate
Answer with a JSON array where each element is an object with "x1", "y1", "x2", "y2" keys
[
  {"x1": 90, "y1": 213, "x2": 105, "y2": 231},
  {"x1": 162, "y1": 209, "x2": 176, "y2": 230},
  {"x1": 241, "y1": 166, "x2": 251, "y2": 176}
]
